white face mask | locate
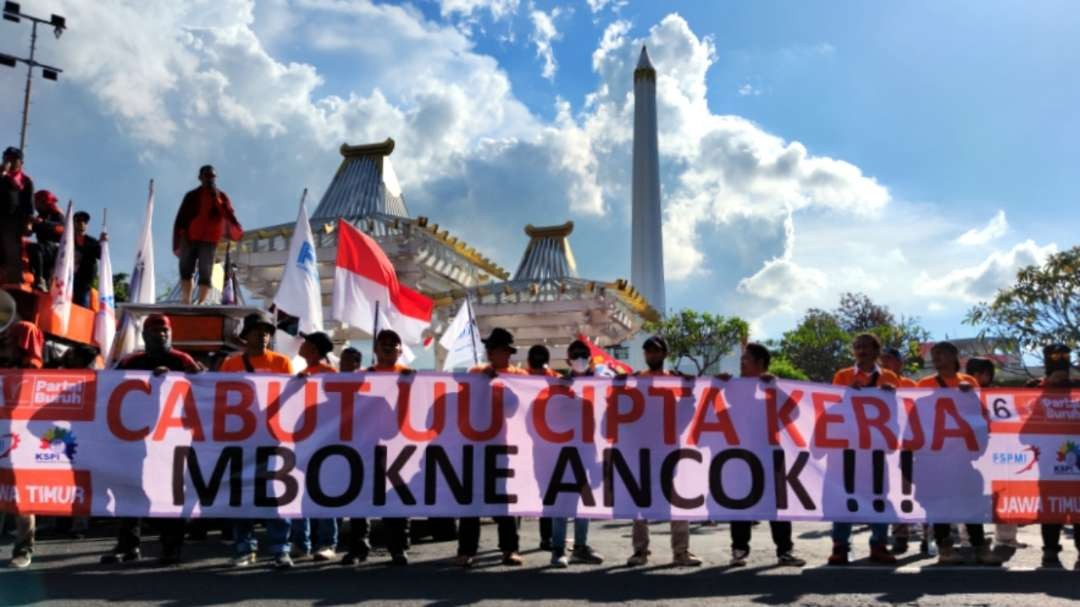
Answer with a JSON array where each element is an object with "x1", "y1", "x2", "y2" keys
[{"x1": 570, "y1": 358, "x2": 590, "y2": 374}]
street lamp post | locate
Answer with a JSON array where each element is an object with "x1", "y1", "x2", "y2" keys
[{"x1": 1, "y1": 1, "x2": 66, "y2": 156}]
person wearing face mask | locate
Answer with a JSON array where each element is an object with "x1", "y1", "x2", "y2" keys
[
  {"x1": 626, "y1": 335, "x2": 702, "y2": 568},
  {"x1": 547, "y1": 340, "x2": 604, "y2": 568}
]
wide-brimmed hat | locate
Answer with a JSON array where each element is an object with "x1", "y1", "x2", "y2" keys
[
  {"x1": 240, "y1": 311, "x2": 275, "y2": 338},
  {"x1": 482, "y1": 327, "x2": 517, "y2": 353}
]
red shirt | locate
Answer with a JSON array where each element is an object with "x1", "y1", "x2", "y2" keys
[{"x1": 187, "y1": 188, "x2": 228, "y2": 243}]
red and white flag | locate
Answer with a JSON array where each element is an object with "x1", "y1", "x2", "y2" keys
[
  {"x1": 577, "y1": 333, "x2": 634, "y2": 376},
  {"x1": 331, "y1": 220, "x2": 433, "y2": 344}
]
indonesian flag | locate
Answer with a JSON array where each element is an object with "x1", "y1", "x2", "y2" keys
[
  {"x1": 577, "y1": 333, "x2": 634, "y2": 377},
  {"x1": 331, "y1": 220, "x2": 433, "y2": 344}
]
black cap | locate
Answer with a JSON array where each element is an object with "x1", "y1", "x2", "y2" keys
[
  {"x1": 240, "y1": 311, "x2": 275, "y2": 338},
  {"x1": 882, "y1": 347, "x2": 903, "y2": 362},
  {"x1": 73, "y1": 211, "x2": 91, "y2": 223},
  {"x1": 303, "y1": 331, "x2": 334, "y2": 357},
  {"x1": 3, "y1": 147, "x2": 22, "y2": 160},
  {"x1": 375, "y1": 329, "x2": 402, "y2": 346},
  {"x1": 1044, "y1": 343, "x2": 1072, "y2": 356},
  {"x1": 642, "y1": 335, "x2": 668, "y2": 353},
  {"x1": 482, "y1": 327, "x2": 517, "y2": 353}
]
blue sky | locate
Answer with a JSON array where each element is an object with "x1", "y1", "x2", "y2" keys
[{"x1": 1, "y1": 0, "x2": 1077, "y2": 342}]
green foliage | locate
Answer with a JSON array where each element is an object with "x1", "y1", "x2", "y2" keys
[
  {"x1": 112, "y1": 272, "x2": 131, "y2": 304},
  {"x1": 778, "y1": 309, "x2": 852, "y2": 382},
  {"x1": 768, "y1": 355, "x2": 809, "y2": 381},
  {"x1": 644, "y1": 309, "x2": 749, "y2": 376},
  {"x1": 966, "y1": 246, "x2": 1080, "y2": 357}
]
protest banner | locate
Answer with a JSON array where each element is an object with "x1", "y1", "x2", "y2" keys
[{"x1": 0, "y1": 370, "x2": 1077, "y2": 523}]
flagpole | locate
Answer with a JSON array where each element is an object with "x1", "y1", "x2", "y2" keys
[
  {"x1": 464, "y1": 294, "x2": 479, "y2": 366},
  {"x1": 373, "y1": 299, "x2": 380, "y2": 351}
]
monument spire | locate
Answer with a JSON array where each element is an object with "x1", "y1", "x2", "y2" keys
[{"x1": 630, "y1": 45, "x2": 665, "y2": 314}]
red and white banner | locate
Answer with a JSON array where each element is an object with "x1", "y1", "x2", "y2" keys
[{"x1": 0, "y1": 370, "x2": 1078, "y2": 523}]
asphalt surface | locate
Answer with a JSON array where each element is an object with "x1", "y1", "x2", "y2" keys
[{"x1": 1, "y1": 519, "x2": 1078, "y2": 606}]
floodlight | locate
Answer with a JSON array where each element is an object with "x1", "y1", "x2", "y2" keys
[
  {"x1": 0, "y1": 54, "x2": 14, "y2": 68},
  {"x1": 42, "y1": 68, "x2": 57, "y2": 80},
  {"x1": 2, "y1": 1, "x2": 18, "y2": 22}
]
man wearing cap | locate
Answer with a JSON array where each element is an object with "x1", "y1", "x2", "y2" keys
[
  {"x1": 29, "y1": 190, "x2": 63, "y2": 290},
  {"x1": 1, "y1": 146, "x2": 34, "y2": 285},
  {"x1": 626, "y1": 335, "x2": 702, "y2": 567},
  {"x1": 173, "y1": 164, "x2": 243, "y2": 305},
  {"x1": 102, "y1": 314, "x2": 202, "y2": 566},
  {"x1": 454, "y1": 328, "x2": 526, "y2": 567},
  {"x1": 548, "y1": 339, "x2": 605, "y2": 568},
  {"x1": 525, "y1": 344, "x2": 559, "y2": 551},
  {"x1": 343, "y1": 329, "x2": 414, "y2": 567},
  {"x1": 221, "y1": 311, "x2": 294, "y2": 568},
  {"x1": 339, "y1": 347, "x2": 363, "y2": 373},
  {"x1": 71, "y1": 210, "x2": 104, "y2": 308}
]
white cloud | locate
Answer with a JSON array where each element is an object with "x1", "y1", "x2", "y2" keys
[
  {"x1": 438, "y1": 0, "x2": 519, "y2": 20},
  {"x1": 529, "y1": 8, "x2": 562, "y2": 81},
  {"x1": 586, "y1": 0, "x2": 627, "y2": 13},
  {"x1": 735, "y1": 212, "x2": 827, "y2": 311},
  {"x1": 737, "y1": 83, "x2": 761, "y2": 96},
  {"x1": 917, "y1": 239, "x2": 1057, "y2": 302},
  {"x1": 956, "y1": 209, "x2": 1008, "y2": 245}
]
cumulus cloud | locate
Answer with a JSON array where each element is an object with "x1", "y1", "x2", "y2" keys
[
  {"x1": 586, "y1": 0, "x2": 627, "y2": 14},
  {"x1": 529, "y1": 8, "x2": 562, "y2": 81},
  {"x1": 737, "y1": 83, "x2": 761, "y2": 96},
  {"x1": 735, "y1": 213, "x2": 827, "y2": 311},
  {"x1": 917, "y1": 239, "x2": 1057, "y2": 301},
  {"x1": 956, "y1": 209, "x2": 1008, "y2": 245},
  {"x1": 438, "y1": 0, "x2": 519, "y2": 20}
]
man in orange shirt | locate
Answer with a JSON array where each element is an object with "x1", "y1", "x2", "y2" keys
[
  {"x1": 915, "y1": 342, "x2": 1000, "y2": 565},
  {"x1": 454, "y1": 328, "x2": 526, "y2": 567},
  {"x1": 223, "y1": 312, "x2": 294, "y2": 568},
  {"x1": 173, "y1": 165, "x2": 242, "y2": 305},
  {"x1": 626, "y1": 335, "x2": 702, "y2": 568},
  {"x1": 829, "y1": 333, "x2": 899, "y2": 566}
]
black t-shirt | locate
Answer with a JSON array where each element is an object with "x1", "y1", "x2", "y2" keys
[
  {"x1": 116, "y1": 349, "x2": 200, "y2": 373},
  {"x1": 74, "y1": 234, "x2": 101, "y2": 284}
]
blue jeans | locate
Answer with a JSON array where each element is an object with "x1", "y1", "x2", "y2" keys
[
  {"x1": 285, "y1": 519, "x2": 339, "y2": 553},
  {"x1": 233, "y1": 520, "x2": 259, "y2": 557},
  {"x1": 551, "y1": 518, "x2": 589, "y2": 554},
  {"x1": 832, "y1": 523, "x2": 889, "y2": 548}
]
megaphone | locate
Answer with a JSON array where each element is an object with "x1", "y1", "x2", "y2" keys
[{"x1": 0, "y1": 289, "x2": 17, "y2": 334}]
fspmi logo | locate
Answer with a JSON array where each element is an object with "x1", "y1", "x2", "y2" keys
[
  {"x1": 1052, "y1": 440, "x2": 1080, "y2": 476},
  {"x1": 993, "y1": 446, "x2": 1039, "y2": 474},
  {"x1": 35, "y1": 427, "x2": 78, "y2": 464},
  {"x1": 0, "y1": 433, "x2": 20, "y2": 459}
]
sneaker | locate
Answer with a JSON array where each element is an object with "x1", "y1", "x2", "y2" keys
[
  {"x1": 390, "y1": 552, "x2": 409, "y2": 566},
  {"x1": 892, "y1": 537, "x2": 909, "y2": 555},
  {"x1": 290, "y1": 547, "x2": 311, "y2": 560},
  {"x1": 937, "y1": 546, "x2": 965, "y2": 565},
  {"x1": 570, "y1": 546, "x2": 604, "y2": 565},
  {"x1": 100, "y1": 548, "x2": 141, "y2": 565},
  {"x1": 232, "y1": 552, "x2": 257, "y2": 567},
  {"x1": 274, "y1": 553, "x2": 295, "y2": 570},
  {"x1": 9, "y1": 553, "x2": 31, "y2": 569},
  {"x1": 626, "y1": 550, "x2": 649, "y2": 567},
  {"x1": 501, "y1": 551, "x2": 523, "y2": 566},
  {"x1": 451, "y1": 555, "x2": 474, "y2": 568},
  {"x1": 730, "y1": 548, "x2": 749, "y2": 567},
  {"x1": 551, "y1": 553, "x2": 569, "y2": 568},
  {"x1": 974, "y1": 546, "x2": 1003, "y2": 566},
  {"x1": 673, "y1": 551, "x2": 702, "y2": 567},
  {"x1": 1041, "y1": 552, "x2": 1064, "y2": 569},
  {"x1": 776, "y1": 551, "x2": 806, "y2": 567},
  {"x1": 312, "y1": 548, "x2": 336, "y2": 562},
  {"x1": 869, "y1": 545, "x2": 897, "y2": 565},
  {"x1": 828, "y1": 543, "x2": 849, "y2": 566}
]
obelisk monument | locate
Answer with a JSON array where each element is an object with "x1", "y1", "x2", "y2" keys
[{"x1": 630, "y1": 46, "x2": 666, "y2": 315}]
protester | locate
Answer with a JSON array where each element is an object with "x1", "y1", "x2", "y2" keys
[
  {"x1": 1, "y1": 147, "x2": 34, "y2": 285},
  {"x1": 339, "y1": 346, "x2": 363, "y2": 373},
  {"x1": 626, "y1": 335, "x2": 702, "y2": 567},
  {"x1": 829, "y1": 333, "x2": 899, "y2": 565},
  {"x1": 0, "y1": 320, "x2": 44, "y2": 569},
  {"x1": 720, "y1": 343, "x2": 806, "y2": 568},
  {"x1": 221, "y1": 311, "x2": 294, "y2": 568},
  {"x1": 72, "y1": 211, "x2": 103, "y2": 308},
  {"x1": 915, "y1": 342, "x2": 1001, "y2": 566},
  {"x1": 525, "y1": 344, "x2": 559, "y2": 551},
  {"x1": 173, "y1": 165, "x2": 242, "y2": 304},
  {"x1": 548, "y1": 340, "x2": 604, "y2": 568},
  {"x1": 880, "y1": 347, "x2": 921, "y2": 553},
  {"x1": 1031, "y1": 344, "x2": 1079, "y2": 569},
  {"x1": 30, "y1": 190, "x2": 63, "y2": 290},
  {"x1": 102, "y1": 314, "x2": 201, "y2": 565},
  {"x1": 343, "y1": 329, "x2": 414, "y2": 566},
  {"x1": 454, "y1": 328, "x2": 526, "y2": 568},
  {"x1": 286, "y1": 332, "x2": 339, "y2": 563}
]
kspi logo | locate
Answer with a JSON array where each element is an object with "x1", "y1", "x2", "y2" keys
[
  {"x1": 1052, "y1": 440, "x2": 1080, "y2": 475},
  {"x1": 35, "y1": 427, "x2": 78, "y2": 464},
  {"x1": 0, "y1": 433, "x2": 19, "y2": 459}
]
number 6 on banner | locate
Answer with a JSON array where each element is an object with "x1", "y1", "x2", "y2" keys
[{"x1": 987, "y1": 394, "x2": 1019, "y2": 420}]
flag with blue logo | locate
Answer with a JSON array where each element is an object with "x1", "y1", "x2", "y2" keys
[{"x1": 273, "y1": 192, "x2": 323, "y2": 335}]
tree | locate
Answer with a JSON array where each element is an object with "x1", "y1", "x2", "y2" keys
[
  {"x1": 777, "y1": 309, "x2": 852, "y2": 382},
  {"x1": 768, "y1": 354, "x2": 809, "y2": 381},
  {"x1": 112, "y1": 272, "x2": 131, "y2": 304},
  {"x1": 966, "y1": 245, "x2": 1080, "y2": 368},
  {"x1": 835, "y1": 292, "x2": 894, "y2": 334},
  {"x1": 644, "y1": 309, "x2": 749, "y2": 376}
]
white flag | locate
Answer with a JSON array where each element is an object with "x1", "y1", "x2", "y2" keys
[
  {"x1": 272, "y1": 194, "x2": 323, "y2": 335},
  {"x1": 110, "y1": 182, "x2": 156, "y2": 363},
  {"x1": 49, "y1": 202, "x2": 75, "y2": 333},
  {"x1": 93, "y1": 229, "x2": 116, "y2": 356},
  {"x1": 438, "y1": 299, "x2": 483, "y2": 371}
]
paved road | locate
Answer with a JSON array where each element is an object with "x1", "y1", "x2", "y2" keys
[{"x1": 1, "y1": 520, "x2": 1078, "y2": 606}]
